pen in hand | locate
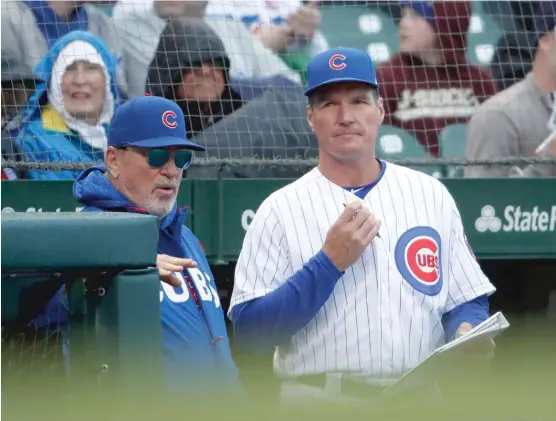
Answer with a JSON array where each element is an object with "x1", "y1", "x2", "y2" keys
[{"x1": 343, "y1": 203, "x2": 381, "y2": 239}]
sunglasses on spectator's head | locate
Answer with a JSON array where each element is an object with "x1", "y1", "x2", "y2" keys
[{"x1": 118, "y1": 146, "x2": 193, "y2": 169}]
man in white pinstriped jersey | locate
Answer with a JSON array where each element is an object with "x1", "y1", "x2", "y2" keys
[{"x1": 228, "y1": 46, "x2": 496, "y2": 403}]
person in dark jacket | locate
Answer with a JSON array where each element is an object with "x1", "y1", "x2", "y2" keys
[
  {"x1": 147, "y1": 18, "x2": 317, "y2": 180},
  {"x1": 146, "y1": 18, "x2": 244, "y2": 139},
  {"x1": 1, "y1": 50, "x2": 41, "y2": 127},
  {"x1": 488, "y1": 1, "x2": 556, "y2": 90},
  {"x1": 188, "y1": 85, "x2": 318, "y2": 179},
  {"x1": 1, "y1": 135, "x2": 27, "y2": 180},
  {"x1": 73, "y1": 95, "x2": 242, "y2": 394},
  {"x1": 1, "y1": 51, "x2": 41, "y2": 179}
]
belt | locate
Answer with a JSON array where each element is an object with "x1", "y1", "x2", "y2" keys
[{"x1": 295, "y1": 374, "x2": 386, "y2": 400}]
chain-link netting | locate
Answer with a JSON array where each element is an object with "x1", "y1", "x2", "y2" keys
[
  {"x1": 1, "y1": 0, "x2": 555, "y2": 179},
  {"x1": 2, "y1": 324, "x2": 66, "y2": 382},
  {"x1": 1, "y1": 275, "x2": 69, "y2": 398}
]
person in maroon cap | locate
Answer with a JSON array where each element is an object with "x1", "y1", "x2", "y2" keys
[{"x1": 377, "y1": 1, "x2": 499, "y2": 157}]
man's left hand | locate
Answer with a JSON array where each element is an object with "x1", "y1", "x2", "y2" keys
[
  {"x1": 157, "y1": 254, "x2": 197, "y2": 287},
  {"x1": 455, "y1": 322, "x2": 496, "y2": 359},
  {"x1": 455, "y1": 322, "x2": 473, "y2": 338}
]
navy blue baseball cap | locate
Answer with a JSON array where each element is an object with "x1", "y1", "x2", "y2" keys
[
  {"x1": 108, "y1": 96, "x2": 206, "y2": 151},
  {"x1": 304, "y1": 47, "x2": 378, "y2": 96}
]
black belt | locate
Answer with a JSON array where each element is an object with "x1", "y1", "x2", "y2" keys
[{"x1": 296, "y1": 374, "x2": 386, "y2": 400}]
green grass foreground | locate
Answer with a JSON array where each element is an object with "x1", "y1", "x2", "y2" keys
[{"x1": 2, "y1": 317, "x2": 555, "y2": 421}]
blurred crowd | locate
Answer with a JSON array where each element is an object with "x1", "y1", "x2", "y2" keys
[{"x1": 1, "y1": 0, "x2": 555, "y2": 180}]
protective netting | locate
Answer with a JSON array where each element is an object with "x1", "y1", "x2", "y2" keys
[
  {"x1": 1, "y1": 0, "x2": 556, "y2": 179},
  {"x1": 1, "y1": 276, "x2": 69, "y2": 402},
  {"x1": 1, "y1": 324, "x2": 66, "y2": 382}
]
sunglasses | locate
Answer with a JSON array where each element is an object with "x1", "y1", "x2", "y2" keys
[
  {"x1": 119, "y1": 147, "x2": 194, "y2": 169},
  {"x1": 146, "y1": 148, "x2": 193, "y2": 169}
]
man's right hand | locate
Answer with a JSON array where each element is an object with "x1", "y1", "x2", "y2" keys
[
  {"x1": 157, "y1": 254, "x2": 197, "y2": 287},
  {"x1": 322, "y1": 201, "x2": 381, "y2": 272}
]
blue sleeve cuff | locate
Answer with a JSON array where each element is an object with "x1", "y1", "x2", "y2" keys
[
  {"x1": 231, "y1": 249, "x2": 343, "y2": 351},
  {"x1": 315, "y1": 249, "x2": 344, "y2": 277},
  {"x1": 442, "y1": 294, "x2": 490, "y2": 341}
]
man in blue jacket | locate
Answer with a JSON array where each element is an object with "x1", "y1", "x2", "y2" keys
[{"x1": 72, "y1": 95, "x2": 241, "y2": 394}]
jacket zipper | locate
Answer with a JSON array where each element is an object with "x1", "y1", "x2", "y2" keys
[
  {"x1": 166, "y1": 235, "x2": 223, "y2": 347},
  {"x1": 184, "y1": 274, "x2": 222, "y2": 346}
]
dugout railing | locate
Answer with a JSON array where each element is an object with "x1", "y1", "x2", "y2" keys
[
  {"x1": 1, "y1": 212, "x2": 164, "y2": 419},
  {"x1": 2, "y1": 177, "x2": 556, "y2": 261},
  {"x1": 2, "y1": 178, "x2": 556, "y2": 420},
  {"x1": 3, "y1": 176, "x2": 556, "y2": 315}
]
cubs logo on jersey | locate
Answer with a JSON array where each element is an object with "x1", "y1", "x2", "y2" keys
[
  {"x1": 394, "y1": 226, "x2": 443, "y2": 296},
  {"x1": 159, "y1": 268, "x2": 221, "y2": 308}
]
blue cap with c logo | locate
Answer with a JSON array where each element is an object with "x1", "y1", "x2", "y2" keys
[
  {"x1": 108, "y1": 96, "x2": 206, "y2": 151},
  {"x1": 304, "y1": 47, "x2": 378, "y2": 96}
]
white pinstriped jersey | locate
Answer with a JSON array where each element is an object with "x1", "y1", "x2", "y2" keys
[{"x1": 229, "y1": 162, "x2": 495, "y2": 384}]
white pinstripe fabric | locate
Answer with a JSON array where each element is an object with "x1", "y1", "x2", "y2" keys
[{"x1": 230, "y1": 162, "x2": 495, "y2": 384}]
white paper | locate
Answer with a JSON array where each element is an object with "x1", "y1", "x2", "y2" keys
[
  {"x1": 383, "y1": 312, "x2": 510, "y2": 395},
  {"x1": 535, "y1": 93, "x2": 556, "y2": 154},
  {"x1": 547, "y1": 92, "x2": 556, "y2": 132},
  {"x1": 535, "y1": 131, "x2": 556, "y2": 155}
]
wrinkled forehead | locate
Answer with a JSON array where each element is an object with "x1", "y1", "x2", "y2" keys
[{"x1": 310, "y1": 81, "x2": 375, "y2": 103}]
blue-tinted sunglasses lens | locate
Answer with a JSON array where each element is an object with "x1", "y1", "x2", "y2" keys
[
  {"x1": 175, "y1": 150, "x2": 193, "y2": 169},
  {"x1": 147, "y1": 149, "x2": 193, "y2": 169}
]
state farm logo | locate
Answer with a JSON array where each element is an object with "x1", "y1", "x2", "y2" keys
[
  {"x1": 475, "y1": 205, "x2": 502, "y2": 233},
  {"x1": 1, "y1": 207, "x2": 84, "y2": 213},
  {"x1": 475, "y1": 205, "x2": 556, "y2": 233}
]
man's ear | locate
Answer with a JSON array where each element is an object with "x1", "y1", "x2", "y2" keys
[
  {"x1": 376, "y1": 96, "x2": 385, "y2": 124},
  {"x1": 307, "y1": 105, "x2": 315, "y2": 132},
  {"x1": 105, "y1": 146, "x2": 120, "y2": 179}
]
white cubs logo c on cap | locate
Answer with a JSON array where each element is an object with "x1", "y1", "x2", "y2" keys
[
  {"x1": 329, "y1": 53, "x2": 346, "y2": 70},
  {"x1": 395, "y1": 226, "x2": 443, "y2": 296},
  {"x1": 162, "y1": 110, "x2": 178, "y2": 128}
]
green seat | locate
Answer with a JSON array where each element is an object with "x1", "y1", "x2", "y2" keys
[
  {"x1": 319, "y1": 5, "x2": 398, "y2": 64},
  {"x1": 438, "y1": 124, "x2": 468, "y2": 178},
  {"x1": 467, "y1": 2, "x2": 502, "y2": 65},
  {"x1": 376, "y1": 125, "x2": 443, "y2": 178}
]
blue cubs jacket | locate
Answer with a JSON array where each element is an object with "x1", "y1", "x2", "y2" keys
[{"x1": 73, "y1": 165, "x2": 241, "y2": 392}]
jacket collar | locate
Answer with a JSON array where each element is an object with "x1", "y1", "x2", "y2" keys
[
  {"x1": 41, "y1": 104, "x2": 110, "y2": 136},
  {"x1": 42, "y1": 104, "x2": 70, "y2": 133},
  {"x1": 124, "y1": 203, "x2": 190, "y2": 235},
  {"x1": 526, "y1": 72, "x2": 554, "y2": 110}
]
